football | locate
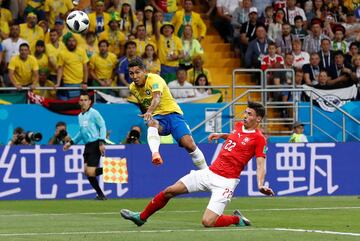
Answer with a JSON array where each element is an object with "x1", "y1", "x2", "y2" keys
[{"x1": 66, "y1": 10, "x2": 89, "y2": 33}]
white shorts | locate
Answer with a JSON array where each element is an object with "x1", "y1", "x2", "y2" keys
[{"x1": 180, "y1": 168, "x2": 240, "y2": 215}]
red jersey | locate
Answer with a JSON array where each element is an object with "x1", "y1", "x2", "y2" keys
[
  {"x1": 261, "y1": 54, "x2": 284, "y2": 71},
  {"x1": 209, "y1": 122, "x2": 267, "y2": 179}
]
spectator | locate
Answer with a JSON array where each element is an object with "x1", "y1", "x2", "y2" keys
[
  {"x1": 0, "y1": 15, "x2": 9, "y2": 41},
  {"x1": 24, "y1": 0, "x2": 46, "y2": 20},
  {"x1": 303, "y1": 18, "x2": 329, "y2": 54},
  {"x1": 313, "y1": 69, "x2": 332, "y2": 89},
  {"x1": 119, "y1": 1, "x2": 136, "y2": 37},
  {"x1": 143, "y1": 5, "x2": 156, "y2": 38},
  {"x1": 260, "y1": 5, "x2": 274, "y2": 28},
  {"x1": 48, "y1": 121, "x2": 69, "y2": 145},
  {"x1": 292, "y1": 38, "x2": 310, "y2": 69},
  {"x1": 88, "y1": 0, "x2": 111, "y2": 35},
  {"x1": 117, "y1": 40, "x2": 137, "y2": 97},
  {"x1": 345, "y1": 42, "x2": 359, "y2": 67},
  {"x1": 214, "y1": 0, "x2": 238, "y2": 43},
  {"x1": 327, "y1": 51, "x2": 353, "y2": 88},
  {"x1": 194, "y1": 73, "x2": 212, "y2": 97},
  {"x1": 32, "y1": 68, "x2": 56, "y2": 99},
  {"x1": 332, "y1": 24, "x2": 349, "y2": 54},
  {"x1": 46, "y1": 28, "x2": 64, "y2": 83},
  {"x1": 268, "y1": 8, "x2": 287, "y2": 42},
  {"x1": 19, "y1": 12, "x2": 45, "y2": 53},
  {"x1": 1, "y1": 24, "x2": 28, "y2": 66},
  {"x1": 179, "y1": 24, "x2": 204, "y2": 70},
  {"x1": 302, "y1": 52, "x2": 322, "y2": 86},
  {"x1": 252, "y1": 0, "x2": 273, "y2": 18},
  {"x1": 56, "y1": 32, "x2": 89, "y2": 100},
  {"x1": 89, "y1": 39, "x2": 117, "y2": 95},
  {"x1": 291, "y1": 15, "x2": 308, "y2": 43},
  {"x1": 85, "y1": 31, "x2": 98, "y2": 58},
  {"x1": 275, "y1": 22, "x2": 295, "y2": 55},
  {"x1": 187, "y1": 54, "x2": 212, "y2": 85},
  {"x1": 261, "y1": 42, "x2": 284, "y2": 71},
  {"x1": 156, "y1": 22, "x2": 183, "y2": 83},
  {"x1": 168, "y1": 67, "x2": 195, "y2": 99},
  {"x1": 150, "y1": 0, "x2": 178, "y2": 22},
  {"x1": 8, "y1": 43, "x2": 39, "y2": 90},
  {"x1": 318, "y1": 38, "x2": 335, "y2": 71},
  {"x1": 142, "y1": 43, "x2": 161, "y2": 74},
  {"x1": 34, "y1": 40, "x2": 48, "y2": 70},
  {"x1": 98, "y1": 18, "x2": 126, "y2": 57},
  {"x1": 135, "y1": 10, "x2": 144, "y2": 30},
  {"x1": 286, "y1": 0, "x2": 307, "y2": 26},
  {"x1": 46, "y1": 18, "x2": 65, "y2": 43},
  {"x1": 134, "y1": 24, "x2": 157, "y2": 57},
  {"x1": 289, "y1": 121, "x2": 308, "y2": 143},
  {"x1": 0, "y1": 2, "x2": 13, "y2": 25},
  {"x1": 44, "y1": 0, "x2": 74, "y2": 29},
  {"x1": 172, "y1": 0, "x2": 206, "y2": 42},
  {"x1": 38, "y1": 19, "x2": 49, "y2": 34},
  {"x1": 343, "y1": 12, "x2": 360, "y2": 43},
  {"x1": 245, "y1": 25, "x2": 270, "y2": 69},
  {"x1": 122, "y1": 125, "x2": 142, "y2": 144},
  {"x1": 330, "y1": 0, "x2": 349, "y2": 23},
  {"x1": 231, "y1": 0, "x2": 252, "y2": 38},
  {"x1": 239, "y1": 7, "x2": 259, "y2": 57},
  {"x1": 351, "y1": 54, "x2": 360, "y2": 99}
]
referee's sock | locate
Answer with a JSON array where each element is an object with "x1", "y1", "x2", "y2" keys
[
  {"x1": 87, "y1": 177, "x2": 105, "y2": 197},
  {"x1": 95, "y1": 167, "x2": 103, "y2": 176}
]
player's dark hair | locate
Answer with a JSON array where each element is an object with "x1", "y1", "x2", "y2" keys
[
  {"x1": 56, "y1": 121, "x2": 66, "y2": 127},
  {"x1": 80, "y1": 90, "x2": 90, "y2": 98},
  {"x1": 248, "y1": 101, "x2": 265, "y2": 118},
  {"x1": 128, "y1": 57, "x2": 146, "y2": 69}
]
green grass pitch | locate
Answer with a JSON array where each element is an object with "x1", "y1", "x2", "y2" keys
[{"x1": 0, "y1": 196, "x2": 359, "y2": 241}]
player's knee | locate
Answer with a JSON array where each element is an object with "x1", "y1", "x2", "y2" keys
[{"x1": 202, "y1": 217, "x2": 215, "y2": 227}]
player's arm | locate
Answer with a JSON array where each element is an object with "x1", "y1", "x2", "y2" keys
[
  {"x1": 142, "y1": 91, "x2": 161, "y2": 121},
  {"x1": 256, "y1": 157, "x2": 274, "y2": 196},
  {"x1": 208, "y1": 133, "x2": 229, "y2": 142}
]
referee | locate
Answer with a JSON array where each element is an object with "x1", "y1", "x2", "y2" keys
[{"x1": 64, "y1": 91, "x2": 107, "y2": 200}]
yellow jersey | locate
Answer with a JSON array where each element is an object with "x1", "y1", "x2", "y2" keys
[
  {"x1": 129, "y1": 73, "x2": 183, "y2": 115},
  {"x1": 46, "y1": 41, "x2": 65, "y2": 75},
  {"x1": 19, "y1": 24, "x2": 45, "y2": 53},
  {"x1": 98, "y1": 30, "x2": 126, "y2": 57},
  {"x1": 35, "y1": 53, "x2": 49, "y2": 70},
  {"x1": 89, "y1": 52, "x2": 117, "y2": 81},
  {"x1": 134, "y1": 38, "x2": 157, "y2": 57},
  {"x1": 0, "y1": 8, "x2": 12, "y2": 24},
  {"x1": 58, "y1": 47, "x2": 88, "y2": 84},
  {"x1": 157, "y1": 34, "x2": 182, "y2": 66},
  {"x1": 144, "y1": 58, "x2": 161, "y2": 74},
  {"x1": 8, "y1": 55, "x2": 39, "y2": 86},
  {"x1": 44, "y1": 0, "x2": 74, "y2": 28}
]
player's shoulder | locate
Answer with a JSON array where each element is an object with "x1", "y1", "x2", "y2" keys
[{"x1": 255, "y1": 128, "x2": 267, "y2": 142}]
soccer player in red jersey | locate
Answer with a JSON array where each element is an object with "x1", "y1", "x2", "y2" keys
[{"x1": 120, "y1": 101, "x2": 274, "y2": 227}]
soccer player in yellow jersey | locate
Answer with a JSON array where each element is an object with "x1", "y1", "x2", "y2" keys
[{"x1": 128, "y1": 57, "x2": 207, "y2": 169}]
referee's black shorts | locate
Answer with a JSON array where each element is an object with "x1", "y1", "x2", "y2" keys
[{"x1": 83, "y1": 140, "x2": 102, "y2": 167}]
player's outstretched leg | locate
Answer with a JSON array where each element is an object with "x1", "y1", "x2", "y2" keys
[{"x1": 147, "y1": 126, "x2": 163, "y2": 165}]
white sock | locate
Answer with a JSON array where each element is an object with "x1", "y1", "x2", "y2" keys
[
  {"x1": 190, "y1": 147, "x2": 208, "y2": 169},
  {"x1": 147, "y1": 127, "x2": 160, "y2": 154}
]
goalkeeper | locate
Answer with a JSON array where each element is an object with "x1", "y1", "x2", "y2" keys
[{"x1": 127, "y1": 57, "x2": 207, "y2": 169}]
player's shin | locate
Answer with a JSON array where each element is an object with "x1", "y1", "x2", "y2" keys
[
  {"x1": 190, "y1": 147, "x2": 208, "y2": 169},
  {"x1": 214, "y1": 215, "x2": 240, "y2": 227},
  {"x1": 147, "y1": 126, "x2": 160, "y2": 154},
  {"x1": 140, "y1": 191, "x2": 170, "y2": 221}
]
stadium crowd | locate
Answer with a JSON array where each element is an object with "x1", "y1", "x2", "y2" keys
[{"x1": 0, "y1": 0, "x2": 358, "y2": 102}]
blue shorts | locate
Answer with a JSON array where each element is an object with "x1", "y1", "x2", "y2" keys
[{"x1": 153, "y1": 113, "x2": 191, "y2": 143}]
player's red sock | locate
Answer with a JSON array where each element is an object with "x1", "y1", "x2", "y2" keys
[
  {"x1": 140, "y1": 191, "x2": 170, "y2": 221},
  {"x1": 214, "y1": 215, "x2": 240, "y2": 227}
]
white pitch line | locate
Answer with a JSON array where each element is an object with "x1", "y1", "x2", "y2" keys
[
  {"x1": 0, "y1": 206, "x2": 359, "y2": 217},
  {"x1": 0, "y1": 228, "x2": 359, "y2": 237}
]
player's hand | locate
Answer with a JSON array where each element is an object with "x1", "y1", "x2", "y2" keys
[
  {"x1": 259, "y1": 186, "x2": 275, "y2": 196},
  {"x1": 63, "y1": 142, "x2": 71, "y2": 151},
  {"x1": 208, "y1": 133, "x2": 221, "y2": 143},
  {"x1": 139, "y1": 112, "x2": 153, "y2": 121},
  {"x1": 99, "y1": 144, "x2": 105, "y2": 156}
]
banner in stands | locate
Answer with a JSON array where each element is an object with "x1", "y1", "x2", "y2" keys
[
  {"x1": 302, "y1": 84, "x2": 358, "y2": 112},
  {"x1": 0, "y1": 143, "x2": 359, "y2": 200}
]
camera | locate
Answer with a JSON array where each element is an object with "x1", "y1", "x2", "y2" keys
[
  {"x1": 126, "y1": 129, "x2": 140, "y2": 144},
  {"x1": 15, "y1": 131, "x2": 42, "y2": 144},
  {"x1": 58, "y1": 129, "x2": 68, "y2": 140}
]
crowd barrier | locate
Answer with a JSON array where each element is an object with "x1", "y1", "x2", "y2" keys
[{"x1": 1, "y1": 143, "x2": 359, "y2": 200}]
